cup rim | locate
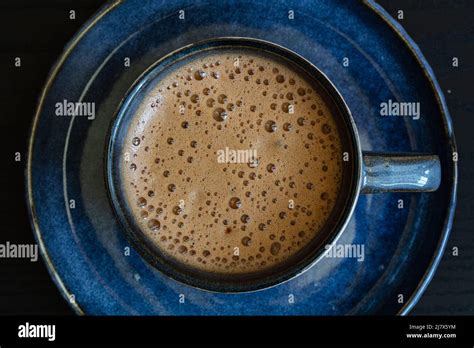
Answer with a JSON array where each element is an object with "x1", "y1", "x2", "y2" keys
[{"x1": 105, "y1": 36, "x2": 363, "y2": 293}]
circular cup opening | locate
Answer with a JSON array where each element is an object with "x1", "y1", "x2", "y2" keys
[{"x1": 106, "y1": 37, "x2": 360, "y2": 292}]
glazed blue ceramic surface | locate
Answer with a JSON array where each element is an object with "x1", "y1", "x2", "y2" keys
[{"x1": 27, "y1": 0, "x2": 456, "y2": 315}]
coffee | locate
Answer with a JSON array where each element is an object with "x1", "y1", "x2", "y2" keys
[{"x1": 120, "y1": 48, "x2": 343, "y2": 275}]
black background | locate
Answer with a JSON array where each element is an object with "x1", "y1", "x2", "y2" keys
[{"x1": 0, "y1": 0, "x2": 472, "y2": 315}]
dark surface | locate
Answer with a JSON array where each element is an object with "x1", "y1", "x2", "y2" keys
[{"x1": 0, "y1": 0, "x2": 472, "y2": 315}]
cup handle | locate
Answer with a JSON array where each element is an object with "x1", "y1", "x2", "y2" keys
[{"x1": 361, "y1": 153, "x2": 441, "y2": 193}]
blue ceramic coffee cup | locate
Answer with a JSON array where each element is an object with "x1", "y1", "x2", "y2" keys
[{"x1": 107, "y1": 38, "x2": 441, "y2": 292}]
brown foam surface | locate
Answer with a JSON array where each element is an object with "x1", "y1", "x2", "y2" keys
[{"x1": 121, "y1": 48, "x2": 343, "y2": 274}]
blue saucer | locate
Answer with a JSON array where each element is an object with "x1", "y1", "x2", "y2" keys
[{"x1": 27, "y1": 0, "x2": 456, "y2": 315}]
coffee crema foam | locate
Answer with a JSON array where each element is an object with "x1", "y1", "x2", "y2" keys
[{"x1": 121, "y1": 49, "x2": 343, "y2": 275}]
